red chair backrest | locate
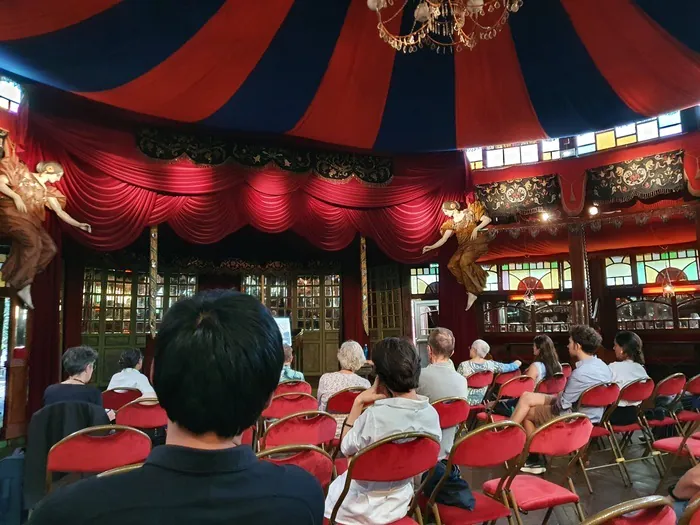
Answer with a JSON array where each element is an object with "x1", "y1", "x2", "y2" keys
[
  {"x1": 685, "y1": 374, "x2": 700, "y2": 396},
  {"x1": 536, "y1": 373, "x2": 567, "y2": 394},
  {"x1": 326, "y1": 388, "x2": 364, "y2": 413},
  {"x1": 619, "y1": 378, "x2": 655, "y2": 404},
  {"x1": 102, "y1": 388, "x2": 142, "y2": 411},
  {"x1": 262, "y1": 393, "x2": 318, "y2": 420},
  {"x1": 432, "y1": 398, "x2": 470, "y2": 429},
  {"x1": 655, "y1": 373, "x2": 687, "y2": 398},
  {"x1": 494, "y1": 370, "x2": 520, "y2": 385},
  {"x1": 466, "y1": 370, "x2": 494, "y2": 389},
  {"x1": 262, "y1": 411, "x2": 337, "y2": 449},
  {"x1": 528, "y1": 413, "x2": 593, "y2": 457},
  {"x1": 451, "y1": 421, "x2": 526, "y2": 468},
  {"x1": 47, "y1": 425, "x2": 151, "y2": 474},
  {"x1": 498, "y1": 376, "x2": 535, "y2": 399},
  {"x1": 116, "y1": 399, "x2": 168, "y2": 429},
  {"x1": 274, "y1": 381, "x2": 312, "y2": 396},
  {"x1": 258, "y1": 445, "x2": 334, "y2": 489},
  {"x1": 561, "y1": 363, "x2": 572, "y2": 379},
  {"x1": 241, "y1": 426, "x2": 255, "y2": 446},
  {"x1": 579, "y1": 383, "x2": 620, "y2": 408},
  {"x1": 348, "y1": 433, "x2": 440, "y2": 482}
]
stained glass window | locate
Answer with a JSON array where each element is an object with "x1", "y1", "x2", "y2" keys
[
  {"x1": 324, "y1": 275, "x2": 341, "y2": 330},
  {"x1": 563, "y1": 261, "x2": 572, "y2": 290},
  {"x1": 242, "y1": 275, "x2": 262, "y2": 300},
  {"x1": 501, "y1": 261, "x2": 560, "y2": 291},
  {"x1": 483, "y1": 264, "x2": 499, "y2": 291},
  {"x1": 104, "y1": 271, "x2": 133, "y2": 334},
  {"x1": 410, "y1": 264, "x2": 439, "y2": 295},
  {"x1": 0, "y1": 77, "x2": 21, "y2": 113},
  {"x1": 82, "y1": 269, "x2": 103, "y2": 334},
  {"x1": 267, "y1": 276, "x2": 291, "y2": 318},
  {"x1": 636, "y1": 249, "x2": 699, "y2": 285},
  {"x1": 296, "y1": 276, "x2": 321, "y2": 331},
  {"x1": 605, "y1": 256, "x2": 633, "y2": 286}
]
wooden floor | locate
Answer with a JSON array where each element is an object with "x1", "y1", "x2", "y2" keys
[{"x1": 458, "y1": 438, "x2": 686, "y2": 525}]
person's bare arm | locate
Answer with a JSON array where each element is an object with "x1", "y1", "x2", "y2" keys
[
  {"x1": 525, "y1": 363, "x2": 540, "y2": 382},
  {"x1": 47, "y1": 197, "x2": 91, "y2": 232},
  {"x1": 674, "y1": 463, "x2": 700, "y2": 500},
  {"x1": 422, "y1": 229, "x2": 453, "y2": 254}
]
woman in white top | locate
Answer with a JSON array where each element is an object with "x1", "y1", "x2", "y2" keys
[
  {"x1": 325, "y1": 338, "x2": 441, "y2": 525},
  {"x1": 317, "y1": 340, "x2": 371, "y2": 411},
  {"x1": 106, "y1": 348, "x2": 156, "y2": 397},
  {"x1": 608, "y1": 331, "x2": 648, "y2": 425},
  {"x1": 525, "y1": 334, "x2": 563, "y2": 385}
]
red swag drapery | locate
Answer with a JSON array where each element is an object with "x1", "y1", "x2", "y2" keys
[{"x1": 24, "y1": 113, "x2": 467, "y2": 263}]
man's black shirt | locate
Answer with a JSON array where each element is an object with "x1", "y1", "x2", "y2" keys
[{"x1": 28, "y1": 444, "x2": 324, "y2": 524}]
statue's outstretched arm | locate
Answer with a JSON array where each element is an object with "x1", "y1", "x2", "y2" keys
[
  {"x1": 47, "y1": 197, "x2": 91, "y2": 233},
  {"x1": 422, "y1": 229, "x2": 453, "y2": 254}
]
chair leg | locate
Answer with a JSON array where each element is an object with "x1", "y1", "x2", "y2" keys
[
  {"x1": 541, "y1": 507, "x2": 553, "y2": 525},
  {"x1": 578, "y1": 457, "x2": 593, "y2": 494},
  {"x1": 608, "y1": 431, "x2": 632, "y2": 487},
  {"x1": 574, "y1": 501, "x2": 586, "y2": 522},
  {"x1": 508, "y1": 492, "x2": 524, "y2": 525}
]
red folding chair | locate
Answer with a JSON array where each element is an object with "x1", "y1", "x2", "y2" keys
[
  {"x1": 575, "y1": 383, "x2": 622, "y2": 493},
  {"x1": 606, "y1": 378, "x2": 662, "y2": 479},
  {"x1": 580, "y1": 495, "x2": 676, "y2": 525},
  {"x1": 484, "y1": 413, "x2": 593, "y2": 524},
  {"x1": 678, "y1": 374, "x2": 700, "y2": 432},
  {"x1": 477, "y1": 375, "x2": 535, "y2": 424},
  {"x1": 261, "y1": 410, "x2": 337, "y2": 450},
  {"x1": 102, "y1": 387, "x2": 143, "y2": 411},
  {"x1": 485, "y1": 369, "x2": 522, "y2": 400},
  {"x1": 535, "y1": 372, "x2": 567, "y2": 395},
  {"x1": 116, "y1": 398, "x2": 168, "y2": 430},
  {"x1": 431, "y1": 397, "x2": 470, "y2": 433},
  {"x1": 326, "y1": 387, "x2": 365, "y2": 414},
  {"x1": 644, "y1": 373, "x2": 686, "y2": 435},
  {"x1": 680, "y1": 494, "x2": 700, "y2": 525},
  {"x1": 274, "y1": 380, "x2": 312, "y2": 396},
  {"x1": 652, "y1": 420, "x2": 700, "y2": 492},
  {"x1": 262, "y1": 393, "x2": 318, "y2": 420},
  {"x1": 258, "y1": 445, "x2": 335, "y2": 490},
  {"x1": 464, "y1": 370, "x2": 494, "y2": 410},
  {"x1": 241, "y1": 426, "x2": 257, "y2": 451},
  {"x1": 326, "y1": 432, "x2": 441, "y2": 525},
  {"x1": 561, "y1": 363, "x2": 572, "y2": 379},
  {"x1": 423, "y1": 421, "x2": 526, "y2": 525},
  {"x1": 46, "y1": 425, "x2": 151, "y2": 492}
]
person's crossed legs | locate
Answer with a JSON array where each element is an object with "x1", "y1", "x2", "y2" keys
[{"x1": 511, "y1": 392, "x2": 560, "y2": 474}]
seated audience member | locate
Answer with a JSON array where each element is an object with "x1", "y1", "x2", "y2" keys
[
  {"x1": 28, "y1": 291, "x2": 324, "y2": 525},
  {"x1": 107, "y1": 348, "x2": 156, "y2": 397},
  {"x1": 279, "y1": 344, "x2": 304, "y2": 382},
  {"x1": 608, "y1": 331, "x2": 648, "y2": 426},
  {"x1": 670, "y1": 463, "x2": 700, "y2": 519},
  {"x1": 325, "y1": 337, "x2": 441, "y2": 525},
  {"x1": 43, "y1": 346, "x2": 114, "y2": 420},
  {"x1": 317, "y1": 340, "x2": 370, "y2": 411},
  {"x1": 524, "y1": 334, "x2": 563, "y2": 384},
  {"x1": 456, "y1": 339, "x2": 521, "y2": 406},
  {"x1": 417, "y1": 327, "x2": 468, "y2": 458},
  {"x1": 510, "y1": 325, "x2": 612, "y2": 474},
  {"x1": 417, "y1": 328, "x2": 474, "y2": 511}
]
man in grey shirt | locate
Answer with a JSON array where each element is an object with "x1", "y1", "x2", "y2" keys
[{"x1": 417, "y1": 327, "x2": 469, "y2": 459}]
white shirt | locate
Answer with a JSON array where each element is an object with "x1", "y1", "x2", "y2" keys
[
  {"x1": 608, "y1": 360, "x2": 648, "y2": 407},
  {"x1": 324, "y1": 396, "x2": 441, "y2": 525},
  {"x1": 106, "y1": 368, "x2": 156, "y2": 397}
]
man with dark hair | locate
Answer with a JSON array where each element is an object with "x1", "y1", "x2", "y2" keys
[
  {"x1": 509, "y1": 324, "x2": 612, "y2": 474},
  {"x1": 417, "y1": 328, "x2": 468, "y2": 458},
  {"x1": 29, "y1": 290, "x2": 324, "y2": 525}
]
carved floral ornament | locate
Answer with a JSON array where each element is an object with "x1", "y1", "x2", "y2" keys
[{"x1": 136, "y1": 128, "x2": 393, "y2": 185}]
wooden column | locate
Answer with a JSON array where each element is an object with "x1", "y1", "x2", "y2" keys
[{"x1": 568, "y1": 224, "x2": 590, "y2": 326}]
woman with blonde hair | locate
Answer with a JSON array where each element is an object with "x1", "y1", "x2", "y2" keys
[{"x1": 317, "y1": 340, "x2": 370, "y2": 411}]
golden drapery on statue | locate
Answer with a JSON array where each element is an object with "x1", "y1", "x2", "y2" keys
[{"x1": 423, "y1": 199, "x2": 491, "y2": 311}]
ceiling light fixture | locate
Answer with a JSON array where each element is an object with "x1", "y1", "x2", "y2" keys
[{"x1": 588, "y1": 206, "x2": 599, "y2": 216}]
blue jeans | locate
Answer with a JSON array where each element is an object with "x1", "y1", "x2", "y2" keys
[{"x1": 673, "y1": 499, "x2": 688, "y2": 521}]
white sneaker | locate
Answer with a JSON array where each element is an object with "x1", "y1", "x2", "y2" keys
[{"x1": 520, "y1": 462, "x2": 546, "y2": 475}]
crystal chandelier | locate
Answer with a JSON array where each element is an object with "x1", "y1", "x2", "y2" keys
[{"x1": 367, "y1": 0, "x2": 524, "y2": 53}]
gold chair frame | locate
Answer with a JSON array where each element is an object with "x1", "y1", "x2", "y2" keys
[{"x1": 580, "y1": 495, "x2": 673, "y2": 525}]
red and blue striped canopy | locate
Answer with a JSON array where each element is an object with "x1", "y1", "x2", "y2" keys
[{"x1": 0, "y1": 0, "x2": 698, "y2": 153}]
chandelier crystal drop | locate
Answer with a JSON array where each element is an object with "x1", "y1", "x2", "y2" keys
[{"x1": 368, "y1": 0, "x2": 524, "y2": 54}]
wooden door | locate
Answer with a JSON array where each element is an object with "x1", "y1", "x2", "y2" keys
[{"x1": 368, "y1": 265, "x2": 403, "y2": 346}]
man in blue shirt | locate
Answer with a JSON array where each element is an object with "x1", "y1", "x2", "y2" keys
[
  {"x1": 510, "y1": 325, "x2": 612, "y2": 474},
  {"x1": 29, "y1": 291, "x2": 324, "y2": 525},
  {"x1": 280, "y1": 344, "x2": 305, "y2": 382}
]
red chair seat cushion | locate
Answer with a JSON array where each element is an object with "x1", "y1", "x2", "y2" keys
[
  {"x1": 324, "y1": 517, "x2": 417, "y2": 525},
  {"x1": 611, "y1": 423, "x2": 642, "y2": 433},
  {"x1": 475, "y1": 412, "x2": 508, "y2": 422},
  {"x1": 334, "y1": 457, "x2": 349, "y2": 476},
  {"x1": 483, "y1": 475, "x2": 579, "y2": 511},
  {"x1": 607, "y1": 505, "x2": 676, "y2": 524},
  {"x1": 591, "y1": 425, "x2": 610, "y2": 438},
  {"x1": 653, "y1": 437, "x2": 700, "y2": 457},
  {"x1": 647, "y1": 417, "x2": 678, "y2": 428},
  {"x1": 678, "y1": 411, "x2": 700, "y2": 423},
  {"x1": 470, "y1": 404, "x2": 486, "y2": 413},
  {"x1": 330, "y1": 438, "x2": 341, "y2": 448},
  {"x1": 428, "y1": 492, "x2": 512, "y2": 524}
]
